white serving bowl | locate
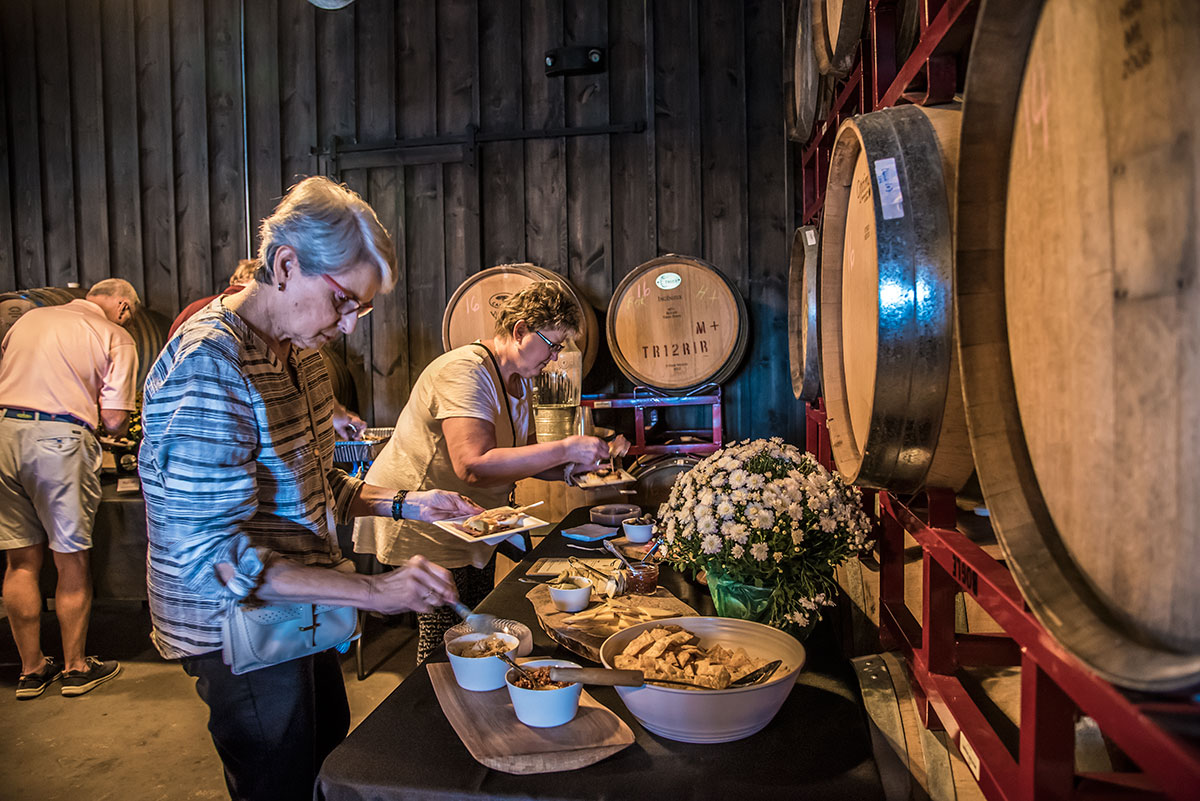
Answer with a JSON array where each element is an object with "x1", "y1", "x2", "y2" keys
[
  {"x1": 443, "y1": 618, "x2": 533, "y2": 657},
  {"x1": 505, "y1": 658, "x2": 583, "y2": 728},
  {"x1": 548, "y1": 577, "x2": 593, "y2": 612},
  {"x1": 622, "y1": 519, "x2": 655, "y2": 543},
  {"x1": 445, "y1": 632, "x2": 520, "y2": 692},
  {"x1": 599, "y1": 616, "x2": 806, "y2": 743}
]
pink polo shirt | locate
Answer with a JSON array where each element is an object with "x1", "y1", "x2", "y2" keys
[{"x1": 0, "y1": 298, "x2": 138, "y2": 429}]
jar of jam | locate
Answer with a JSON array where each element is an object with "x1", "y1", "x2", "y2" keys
[{"x1": 624, "y1": 562, "x2": 659, "y2": 595}]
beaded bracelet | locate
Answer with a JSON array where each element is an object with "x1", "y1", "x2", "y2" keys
[{"x1": 391, "y1": 490, "x2": 410, "y2": 521}]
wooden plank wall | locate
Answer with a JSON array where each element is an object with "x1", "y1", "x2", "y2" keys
[{"x1": 0, "y1": 0, "x2": 802, "y2": 444}]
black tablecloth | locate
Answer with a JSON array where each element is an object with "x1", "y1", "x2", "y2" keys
[{"x1": 317, "y1": 507, "x2": 884, "y2": 801}]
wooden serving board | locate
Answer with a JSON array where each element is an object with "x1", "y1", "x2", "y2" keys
[
  {"x1": 526, "y1": 585, "x2": 698, "y2": 663},
  {"x1": 428, "y1": 662, "x2": 634, "y2": 775}
]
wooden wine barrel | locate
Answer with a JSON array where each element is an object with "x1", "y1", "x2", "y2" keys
[
  {"x1": 820, "y1": 104, "x2": 973, "y2": 493},
  {"x1": 787, "y1": 0, "x2": 821, "y2": 142},
  {"x1": 607, "y1": 255, "x2": 748, "y2": 393},
  {"x1": 0, "y1": 285, "x2": 87, "y2": 339},
  {"x1": 442, "y1": 264, "x2": 599, "y2": 377},
  {"x1": 894, "y1": 0, "x2": 920, "y2": 71},
  {"x1": 954, "y1": 0, "x2": 1200, "y2": 691},
  {"x1": 813, "y1": 0, "x2": 865, "y2": 77},
  {"x1": 317, "y1": 345, "x2": 358, "y2": 412},
  {"x1": 852, "y1": 653, "x2": 985, "y2": 801},
  {"x1": 788, "y1": 225, "x2": 821, "y2": 401}
]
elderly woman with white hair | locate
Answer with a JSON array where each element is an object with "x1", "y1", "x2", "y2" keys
[{"x1": 138, "y1": 177, "x2": 480, "y2": 801}]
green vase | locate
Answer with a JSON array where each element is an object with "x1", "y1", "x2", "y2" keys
[{"x1": 707, "y1": 572, "x2": 775, "y2": 623}]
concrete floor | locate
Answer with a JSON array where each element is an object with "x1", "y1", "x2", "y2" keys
[{"x1": 0, "y1": 600, "x2": 422, "y2": 801}]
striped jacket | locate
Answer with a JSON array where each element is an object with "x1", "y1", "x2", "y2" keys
[{"x1": 139, "y1": 300, "x2": 363, "y2": 659}]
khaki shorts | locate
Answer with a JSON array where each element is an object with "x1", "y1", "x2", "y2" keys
[{"x1": 0, "y1": 416, "x2": 103, "y2": 553}]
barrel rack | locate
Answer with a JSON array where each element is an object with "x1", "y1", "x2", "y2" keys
[
  {"x1": 798, "y1": 0, "x2": 977, "y2": 223},
  {"x1": 582, "y1": 386, "x2": 722, "y2": 457},
  {"x1": 798, "y1": 1, "x2": 1200, "y2": 796},
  {"x1": 807, "y1": 401, "x2": 1200, "y2": 800}
]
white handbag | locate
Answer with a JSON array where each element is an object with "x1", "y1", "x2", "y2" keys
[{"x1": 221, "y1": 601, "x2": 360, "y2": 675}]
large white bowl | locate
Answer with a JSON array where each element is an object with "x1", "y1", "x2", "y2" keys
[{"x1": 599, "y1": 616, "x2": 806, "y2": 743}]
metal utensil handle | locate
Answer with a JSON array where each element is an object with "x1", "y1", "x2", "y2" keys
[
  {"x1": 603, "y1": 538, "x2": 635, "y2": 570},
  {"x1": 498, "y1": 652, "x2": 530, "y2": 678},
  {"x1": 548, "y1": 667, "x2": 644, "y2": 687}
]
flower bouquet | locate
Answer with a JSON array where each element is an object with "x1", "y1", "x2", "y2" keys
[{"x1": 660, "y1": 438, "x2": 872, "y2": 636}]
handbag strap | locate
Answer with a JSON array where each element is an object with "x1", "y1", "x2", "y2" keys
[{"x1": 296, "y1": 353, "x2": 339, "y2": 557}]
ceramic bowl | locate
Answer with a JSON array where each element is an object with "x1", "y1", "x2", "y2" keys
[
  {"x1": 445, "y1": 632, "x2": 520, "y2": 692},
  {"x1": 548, "y1": 577, "x2": 593, "y2": 613},
  {"x1": 505, "y1": 658, "x2": 583, "y2": 727},
  {"x1": 443, "y1": 618, "x2": 533, "y2": 657},
  {"x1": 622, "y1": 519, "x2": 655, "y2": 543},
  {"x1": 599, "y1": 616, "x2": 806, "y2": 743}
]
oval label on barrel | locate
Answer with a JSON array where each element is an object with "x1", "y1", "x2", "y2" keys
[{"x1": 655, "y1": 272, "x2": 682, "y2": 291}]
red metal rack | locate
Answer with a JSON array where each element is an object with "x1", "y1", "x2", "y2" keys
[
  {"x1": 798, "y1": 0, "x2": 978, "y2": 223},
  {"x1": 582, "y1": 386, "x2": 722, "y2": 457},
  {"x1": 806, "y1": 401, "x2": 1200, "y2": 800}
]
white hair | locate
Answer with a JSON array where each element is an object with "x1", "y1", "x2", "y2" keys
[
  {"x1": 256, "y1": 176, "x2": 397, "y2": 291},
  {"x1": 87, "y1": 278, "x2": 141, "y2": 309}
]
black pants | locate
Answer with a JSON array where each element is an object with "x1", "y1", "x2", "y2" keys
[
  {"x1": 181, "y1": 649, "x2": 350, "y2": 801},
  {"x1": 415, "y1": 558, "x2": 497, "y2": 664}
]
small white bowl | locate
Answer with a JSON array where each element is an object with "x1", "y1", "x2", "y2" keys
[
  {"x1": 505, "y1": 659, "x2": 583, "y2": 728},
  {"x1": 445, "y1": 632, "x2": 520, "y2": 692},
  {"x1": 443, "y1": 618, "x2": 533, "y2": 657},
  {"x1": 622, "y1": 519, "x2": 655, "y2": 544},
  {"x1": 548, "y1": 577, "x2": 593, "y2": 612}
]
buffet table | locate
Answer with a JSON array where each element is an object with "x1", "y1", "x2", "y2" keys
[{"x1": 317, "y1": 507, "x2": 885, "y2": 801}]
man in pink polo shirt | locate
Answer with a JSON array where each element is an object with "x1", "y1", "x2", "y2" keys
[{"x1": 0, "y1": 278, "x2": 140, "y2": 699}]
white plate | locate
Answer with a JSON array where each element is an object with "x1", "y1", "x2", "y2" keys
[{"x1": 434, "y1": 512, "x2": 550, "y2": 545}]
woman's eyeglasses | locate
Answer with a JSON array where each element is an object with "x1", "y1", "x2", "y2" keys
[
  {"x1": 320, "y1": 273, "x2": 374, "y2": 319},
  {"x1": 533, "y1": 329, "x2": 565, "y2": 354}
]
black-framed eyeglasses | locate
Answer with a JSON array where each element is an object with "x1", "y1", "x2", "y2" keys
[
  {"x1": 320, "y1": 273, "x2": 374, "y2": 319},
  {"x1": 533, "y1": 329, "x2": 565, "y2": 354}
]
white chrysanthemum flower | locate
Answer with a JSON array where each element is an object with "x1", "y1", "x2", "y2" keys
[
  {"x1": 711, "y1": 473, "x2": 728, "y2": 487},
  {"x1": 731, "y1": 543, "x2": 745, "y2": 559},
  {"x1": 701, "y1": 533, "x2": 722, "y2": 554},
  {"x1": 819, "y1": 515, "x2": 837, "y2": 533},
  {"x1": 697, "y1": 514, "x2": 718, "y2": 536},
  {"x1": 773, "y1": 552, "x2": 784, "y2": 563},
  {"x1": 750, "y1": 542, "x2": 768, "y2": 561},
  {"x1": 716, "y1": 500, "x2": 735, "y2": 518},
  {"x1": 806, "y1": 495, "x2": 822, "y2": 511},
  {"x1": 791, "y1": 528, "x2": 805, "y2": 546},
  {"x1": 731, "y1": 488, "x2": 750, "y2": 504},
  {"x1": 723, "y1": 520, "x2": 749, "y2": 543},
  {"x1": 728, "y1": 469, "x2": 748, "y2": 488},
  {"x1": 698, "y1": 488, "x2": 715, "y2": 507}
]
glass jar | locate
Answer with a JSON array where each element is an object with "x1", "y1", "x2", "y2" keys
[
  {"x1": 532, "y1": 336, "x2": 582, "y2": 442},
  {"x1": 624, "y1": 562, "x2": 659, "y2": 595}
]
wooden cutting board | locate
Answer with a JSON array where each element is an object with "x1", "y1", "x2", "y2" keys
[
  {"x1": 526, "y1": 585, "x2": 698, "y2": 662},
  {"x1": 428, "y1": 662, "x2": 634, "y2": 775}
]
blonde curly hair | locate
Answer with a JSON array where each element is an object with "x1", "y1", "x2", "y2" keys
[{"x1": 492, "y1": 279, "x2": 582, "y2": 340}]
